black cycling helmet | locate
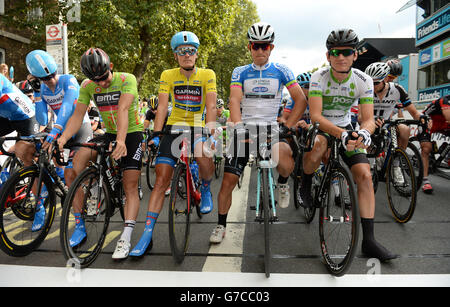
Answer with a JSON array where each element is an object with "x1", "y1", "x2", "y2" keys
[
  {"x1": 80, "y1": 48, "x2": 111, "y2": 80},
  {"x1": 387, "y1": 59, "x2": 403, "y2": 76},
  {"x1": 16, "y1": 80, "x2": 33, "y2": 94},
  {"x1": 326, "y1": 28, "x2": 359, "y2": 50}
]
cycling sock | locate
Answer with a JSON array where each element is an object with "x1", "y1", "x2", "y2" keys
[
  {"x1": 360, "y1": 217, "x2": 375, "y2": 241},
  {"x1": 145, "y1": 211, "x2": 159, "y2": 231},
  {"x1": 201, "y1": 179, "x2": 212, "y2": 189},
  {"x1": 422, "y1": 177, "x2": 430, "y2": 184},
  {"x1": 277, "y1": 175, "x2": 288, "y2": 184},
  {"x1": 120, "y1": 220, "x2": 136, "y2": 243},
  {"x1": 361, "y1": 218, "x2": 397, "y2": 261},
  {"x1": 218, "y1": 213, "x2": 228, "y2": 228},
  {"x1": 73, "y1": 213, "x2": 85, "y2": 229}
]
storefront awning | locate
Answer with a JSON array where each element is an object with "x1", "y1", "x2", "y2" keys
[{"x1": 397, "y1": 0, "x2": 420, "y2": 13}]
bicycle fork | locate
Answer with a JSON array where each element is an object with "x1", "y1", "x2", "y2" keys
[{"x1": 255, "y1": 165, "x2": 277, "y2": 222}]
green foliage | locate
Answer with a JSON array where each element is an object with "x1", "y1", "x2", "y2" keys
[{"x1": 3, "y1": 0, "x2": 260, "y2": 100}]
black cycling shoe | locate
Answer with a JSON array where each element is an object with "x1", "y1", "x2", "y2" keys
[{"x1": 362, "y1": 239, "x2": 399, "y2": 262}]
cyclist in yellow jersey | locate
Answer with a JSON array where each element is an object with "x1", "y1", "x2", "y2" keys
[
  {"x1": 58, "y1": 48, "x2": 144, "y2": 260},
  {"x1": 129, "y1": 31, "x2": 217, "y2": 257}
]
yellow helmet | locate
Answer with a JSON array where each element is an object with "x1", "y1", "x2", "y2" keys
[{"x1": 149, "y1": 95, "x2": 158, "y2": 110}]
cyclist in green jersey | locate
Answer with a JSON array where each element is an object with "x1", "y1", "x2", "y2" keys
[
  {"x1": 58, "y1": 48, "x2": 144, "y2": 260},
  {"x1": 216, "y1": 98, "x2": 230, "y2": 126},
  {"x1": 287, "y1": 29, "x2": 397, "y2": 262}
]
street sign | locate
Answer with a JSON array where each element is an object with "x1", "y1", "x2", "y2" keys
[{"x1": 46, "y1": 24, "x2": 68, "y2": 74}]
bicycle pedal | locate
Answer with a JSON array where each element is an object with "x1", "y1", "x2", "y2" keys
[
  {"x1": 255, "y1": 217, "x2": 263, "y2": 223},
  {"x1": 250, "y1": 205, "x2": 256, "y2": 210}
]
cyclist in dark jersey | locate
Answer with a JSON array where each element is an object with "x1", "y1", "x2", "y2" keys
[{"x1": 418, "y1": 95, "x2": 450, "y2": 193}]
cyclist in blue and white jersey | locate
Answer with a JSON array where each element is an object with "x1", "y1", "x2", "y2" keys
[
  {"x1": 293, "y1": 29, "x2": 397, "y2": 262},
  {"x1": 0, "y1": 73, "x2": 39, "y2": 166},
  {"x1": 281, "y1": 72, "x2": 311, "y2": 126},
  {"x1": 26, "y1": 50, "x2": 92, "y2": 231},
  {"x1": 210, "y1": 22, "x2": 308, "y2": 243}
]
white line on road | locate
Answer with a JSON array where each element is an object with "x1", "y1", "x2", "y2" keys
[
  {"x1": 0, "y1": 264, "x2": 449, "y2": 287},
  {"x1": 202, "y1": 166, "x2": 251, "y2": 273}
]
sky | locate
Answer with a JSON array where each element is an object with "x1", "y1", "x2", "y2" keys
[{"x1": 251, "y1": 0, "x2": 417, "y2": 76}]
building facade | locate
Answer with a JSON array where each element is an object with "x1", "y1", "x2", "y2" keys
[{"x1": 415, "y1": 0, "x2": 450, "y2": 106}]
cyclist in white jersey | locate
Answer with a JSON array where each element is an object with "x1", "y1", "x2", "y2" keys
[
  {"x1": 292, "y1": 29, "x2": 397, "y2": 262},
  {"x1": 364, "y1": 62, "x2": 422, "y2": 151},
  {"x1": 209, "y1": 22, "x2": 308, "y2": 243}
]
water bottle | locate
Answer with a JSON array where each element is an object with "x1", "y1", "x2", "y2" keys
[
  {"x1": 190, "y1": 161, "x2": 199, "y2": 184},
  {"x1": 203, "y1": 127, "x2": 223, "y2": 158}
]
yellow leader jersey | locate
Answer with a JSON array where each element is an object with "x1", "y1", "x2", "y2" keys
[{"x1": 159, "y1": 67, "x2": 217, "y2": 127}]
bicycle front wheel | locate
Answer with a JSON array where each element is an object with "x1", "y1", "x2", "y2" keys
[
  {"x1": 60, "y1": 166, "x2": 111, "y2": 268},
  {"x1": 319, "y1": 163, "x2": 359, "y2": 276},
  {"x1": 386, "y1": 148, "x2": 417, "y2": 223},
  {"x1": 261, "y1": 168, "x2": 271, "y2": 278},
  {"x1": 168, "y1": 163, "x2": 191, "y2": 263},
  {"x1": 0, "y1": 165, "x2": 56, "y2": 257},
  {"x1": 145, "y1": 148, "x2": 157, "y2": 190}
]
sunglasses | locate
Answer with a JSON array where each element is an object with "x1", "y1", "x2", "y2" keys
[
  {"x1": 250, "y1": 42, "x2": 271, "y2": 51},
  {"x1": 90, "y1": 70, "x2": 110, "y2": 82},
  {"x1": 329, "y1": 49, "x2": 356, "y2": 57},
  {"x1": 175, "y1": 46, "x2": 198, "y2": 56},
  {"x1": 373, "y1": 80, "x2": 383, "y2": 85},
  {"x1": 38, "y1": 73, "x2": 56, "y2": 81}
]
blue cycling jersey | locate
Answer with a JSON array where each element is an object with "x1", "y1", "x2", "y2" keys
[
  {"x1": 0, "y1": 74, "x2": 35, "y2": 121},
  {"x1": 34, "y1": 74, "x2": 89, "y2": 128},
  {"x1": 231, "y1": 62, "x2": 297, "y2": 125}
]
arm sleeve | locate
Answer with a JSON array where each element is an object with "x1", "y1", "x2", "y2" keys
[
  {"x1": 54, "y1": 76, "x2": 80, "y2": 129},
  {"x1": 35, "y1": 98, "x2": 48, "y2": 126}
]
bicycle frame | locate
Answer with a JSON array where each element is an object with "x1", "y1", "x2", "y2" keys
[{"x1": 178, "y1": 136, "x2": 201, "y2": 212}]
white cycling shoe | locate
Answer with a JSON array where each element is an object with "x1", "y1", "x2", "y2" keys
[{"x1": 112, "y1": 239, "x2": 131, "y2": 260}]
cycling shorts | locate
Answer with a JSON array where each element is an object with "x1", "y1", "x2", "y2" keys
[
  {"x1": 155, "y1": 125, "x2": 208, "y2": 168},
  {"x1": 90, "y1": 131, "x2": 143, "y2": 171},
  {"x1": 65, "y1": 122, "x2": 93, "y2": 169},
  {"x1": 0, "y1": 116, "x2": 40, "y2": 137},
  {"x1": 224, "y1": 124, "x2": 296, "y2": 177},
  {"x1": 317, "y1": 124, "x2": 369, "y2": 168}
]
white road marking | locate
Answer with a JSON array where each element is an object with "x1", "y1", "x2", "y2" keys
[{"x1": 202, "y1": 166, "x2": 251, "y2": 272}]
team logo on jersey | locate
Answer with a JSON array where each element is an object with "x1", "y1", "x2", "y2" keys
[{"x1": 95, "y1": 87, "x2": 102, "y2": 93}]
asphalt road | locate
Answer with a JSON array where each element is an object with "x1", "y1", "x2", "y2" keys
[{"x1": 0, "y1": 161, "x2": 449, "y2": 286}]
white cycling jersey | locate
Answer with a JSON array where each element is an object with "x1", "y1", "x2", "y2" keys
[
  {"x1": 231, "y1": 62, "x2": 297, "y2": 125},
  {"x1": 309, "y1": 66, "x2": 374, "y2": 127},
  {"x1": 373, "y1": 82, "x2": 411, "y2": 120}
]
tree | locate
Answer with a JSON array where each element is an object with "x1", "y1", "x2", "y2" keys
[{"x1": 2, "y1": 0, "x2": 260, "y2": 99}]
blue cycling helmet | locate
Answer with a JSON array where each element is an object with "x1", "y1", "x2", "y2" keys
[
  {"x1": 296, "y1": 72, "x2": 311, "y2": 86},
  {"x1": 170, "y1": 31, "x2": 200, "y2": 52},
  {"x1": 26, "y1": 50, "x2": 58, "y2": 78}
]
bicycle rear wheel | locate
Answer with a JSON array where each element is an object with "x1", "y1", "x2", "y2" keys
[
  {"x1": 261, "y1": 168, "x2": 271, "y2": 278},
  {"x1": 168, "y1": 163, "x2": 191, "y2": 263},
  {"x1": 405, "y1": 141, "x2": 423, "y2": 191},
  {"x1": 0, "y1": 165, "x2": 56, "y2": 257},
  {"x1": 386, "y1": 148, "x2": 417, "y2": 223},
  {"x1": 319, "y1": 163, "x2": 359, "y2": 276},
  {"x1": 60, "y1": 166, "x2": 111, "y2": 268}
]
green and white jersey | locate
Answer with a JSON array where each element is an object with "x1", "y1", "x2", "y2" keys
[{"x1": 309, "y1": 66, "x2": 374, "y2": 127}]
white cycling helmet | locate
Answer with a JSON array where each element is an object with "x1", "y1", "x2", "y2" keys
[
  {"x1": 365, "y1": 62, "x2": 390, "y2": 80},
  {"x1": 247, "y1": 22, "x2": 275, "y2": 42}
]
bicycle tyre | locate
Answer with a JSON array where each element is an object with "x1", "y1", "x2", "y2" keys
[
  {"x1": 60, "y1": 166, "x2": 111, "y2": 268},
  {"x1": 168, "y1": 163, "x2": 190, "y2": 263},
  {"x1": 145, "y1": 148, "x2": 157, "y2": 190},
  {"x1": 386, "y1": 148, "x2": 417, "y2": 223},
  {"x1": 406, "y1": 141, "x2": 423, "y2": 191},
  {"x1": 0, "y1": 165, "x2": 56, "y2": 257},
  {"x1": 261, "y1": 168, "x2": 271, "y2": 278},
  {"x1": 293, "y1": 153, "x2": 316, "y2": 222},
  {"x1": 319, "y1": 163, "x2": 359, "y2": 277}
]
